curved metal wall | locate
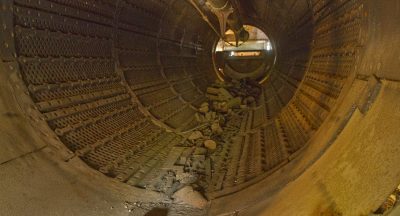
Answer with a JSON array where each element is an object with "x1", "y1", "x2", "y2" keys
[{"x1": 0, "y1": 0, "x2": 400, "y2": 215}]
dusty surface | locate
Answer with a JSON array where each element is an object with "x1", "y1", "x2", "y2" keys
[
  {"x1": 0, "y1": 151, "x2": 207, "y2": 216},
  {"x1": 240, "y1": 81, "x2": 400, "y2": 216},
  {"x1": 0, "y1": 64, "x2": 207, "y2": 216},
  {"x1": 1, "y1": 0, "x2": 400, "y2": 216}
]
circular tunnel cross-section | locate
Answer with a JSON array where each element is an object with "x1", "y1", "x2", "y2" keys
[
  {"x1": 213, "y1": 25, "x2": 276, "y2": 83},
  {"x1": 0, "y1": 0, "x2": 400, "y2": 216}
]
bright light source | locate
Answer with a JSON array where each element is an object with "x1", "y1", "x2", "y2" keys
[
  {"x1": 232, "y1": 51, "x2": 261, "y2": 57},
  {"x1": 266, "y1": 42, "x2": 272, "y2": 51},
  {"x1": 230, "y1": 51, "x2": 235, "y2": 56}
]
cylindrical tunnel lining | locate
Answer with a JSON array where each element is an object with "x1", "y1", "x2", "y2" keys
[{"x1": 0, "y1": 0, "x2": 369, "y2": 209}]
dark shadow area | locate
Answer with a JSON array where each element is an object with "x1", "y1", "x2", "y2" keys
[{"x1": 144, "y1": 207, "x2": 169, "y2": 216}]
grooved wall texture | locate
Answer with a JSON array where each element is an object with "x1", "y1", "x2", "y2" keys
[{"x1": 3, "y1": 0, "x2": 364, "y2": 197}]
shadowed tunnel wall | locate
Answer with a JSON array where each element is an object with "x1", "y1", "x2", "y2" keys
[{"x1": 0, "y1": 0, "x2": 400, "y2": 215}]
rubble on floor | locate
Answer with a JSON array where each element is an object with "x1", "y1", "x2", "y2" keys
[
  {"x1": 135, "y1": 78, "x2": 262, "y2": 204},
  {"x1": 204, "y1": 140, "x2": 217, "y2": 150},
  {"x1": 172, "y1": 186, "x2": 208, "y2": 209}
]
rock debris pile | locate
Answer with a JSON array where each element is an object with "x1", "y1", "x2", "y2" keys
[
  {"x1": 182, "y1": 79, "x2": 262, "y2": 193},
  {"x1": 139, "y1": 79, "x2": 262, "y2": 208}
]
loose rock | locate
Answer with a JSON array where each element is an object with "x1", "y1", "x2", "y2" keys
[
  {"x1": 198, "y1": 102, "x2": 209, "y2": 113},
  {"x1": 243, "y1": 96, "x2": 256, "y2": 107},
  {"x1": 205, "y1": 112, "x2": 216, "y2": 122},
  {"x1": 172, "y1": 186, "x2": 208, "y2": 209},
  {"x1": 211, "y1": 122, "x2": 223, "y2": 135},
  {"x1": 188, "y1": 131, "x2": 203, "y2": 141},
  {"x1": 204, "y1": 140, "x2": 217, "y2": 150},
  {"x1": 193, "y1": 147, "x2": 207, "y2": 155},
  {"x1": 227, "y1": 97, "x2": 242, "y2": 108},
  {"x1": 150, "y1": 78, "x2": 263, "y2": 201},
  {"x1": 195, "y1": 113, "x2": 205, "y2": 123}
]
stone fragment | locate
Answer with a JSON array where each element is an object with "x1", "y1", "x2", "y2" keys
[
  {"x1": 214, "y1": 101, "x2": 227, "y2": 113},
  {"x1": 211, "y1": 122, "x2": 223, "y2": 135},
  {"x1": 176, "y1": 148, "x2": 194, "y2": 166},
  {"x1": 204, "y1": 139, "x2": 217, "y2": 150},
  {"x1": 200, "y1": 102, "x2": 209, "y2": 108},
  {"x1": 199, "y1": 106, "x2": 209, "y2": 113},
  {"x1": 244, "y1": 96, "x2": 256, "y2": 107},
  {"x1": 206, "y1": 87, "x2": 220, "y2": 95},
  {"x1": 193, "y1": 147, "x2": 207, "y2": 155},
  {"x1": 195, "y1": 113, "x2": 205, "y2": 122},
  {"x1": 227, "y1": 97, "x2": 242, "y2": 108},
  {"x1": 201, "y1": 128, "x2": 212, "y2": 137},
  {"x1": 198, "y1": 102, "x2": 209, "y2": 113},
  {"x1": 172, "y1": 186, "x2": 208, "y2": 209},
  {"x1": 212, "y1": 101, "x2": 220, "y2": 110},
  {"x1": 195, "y1": 139, "x2": 204, "y2": 147},
  {"x1": 207, "y1": 94, "x2": 220, "y2": 101},
  {"x1": 206, "y1": 87, "x2": 233, "y2": 101},
  {"x1": 192, "y1": 154, "x2": 206, "y2": 162},
  {"x1": 154, "y1": 171, "x2": 177, "y2": 194},
  {"x1": 219, "y1": 88, "x2": 233, "y2": 101},
  {"x1": 188, "y1": 131, "x2": 203, "y2": 141},
  {"x1": 176, "y1": 172, "x2": 197, "y2": 185},
  {"x1": 191, "y1": 155, "x2": 206, "y2": 172},
  {"x1": 217, "y1": 115, "x2": 226, "y2": 126},
  {"x1": 205, "y1": 111, "x2": 216, "y2": 121}
]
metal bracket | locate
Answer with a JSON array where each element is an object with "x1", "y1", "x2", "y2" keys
[{"x1": 206, "y1": 1, "x2": 234, "y2": 38}]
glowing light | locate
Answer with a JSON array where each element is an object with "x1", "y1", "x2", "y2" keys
[
  {"x1": 230, "y1": 51, "x2": 261, "y2": 57},
  {"x1": 266, "y1": 42, "x2": 272, "y2": 51}
]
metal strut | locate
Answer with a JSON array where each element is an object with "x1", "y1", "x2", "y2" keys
[{"x1": 206, "y1": 0, "x2": 249, "y2": 46}]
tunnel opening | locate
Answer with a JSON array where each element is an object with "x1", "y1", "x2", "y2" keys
[
  {"x1": 213, "y1": 25, "x2": 276, "y2": 83},
  {"x1": 1, "y1": 0, "x2": 400, "y2": 216}
]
